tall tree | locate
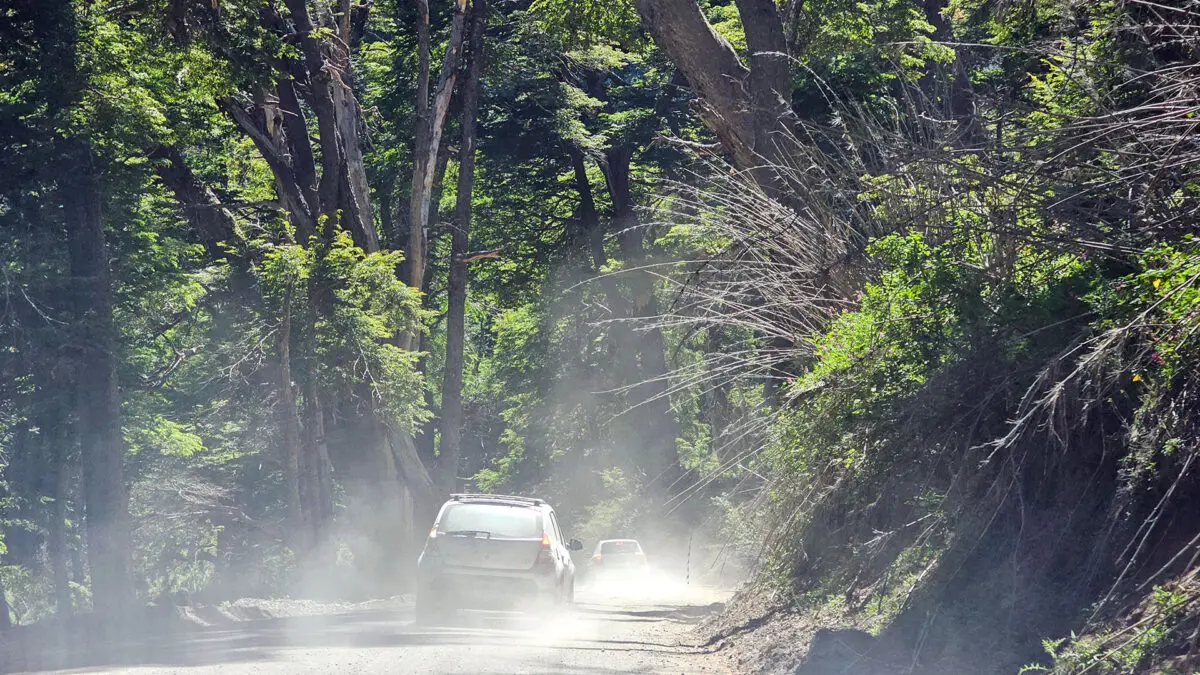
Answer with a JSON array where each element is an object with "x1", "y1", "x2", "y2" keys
[
  {"x1": 438, "y1": 0, "x2": 488, "y2": 495},
  {"x1": 600, "y1": 146, "x2": 680, "y2": 496},
  {"x1": 210, "y1": 0, "x2": 440, "y2": 556},
  {"x1": 407, "y1": 0, "x2": 470, "y2": 309},
  {"x1": 63, "y1": 144, "x2": 136, "y2": 616},
  {"x1": 634, "y1": 0, "x2": 795, "y2": 175}
]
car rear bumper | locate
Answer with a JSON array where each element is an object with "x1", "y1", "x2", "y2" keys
[
  {"x1": 419, "y1": 567, "x2": 559, "y2": 608},
  {"x1": 583, "y1": 557, "x2": 643, "y2": 566}
]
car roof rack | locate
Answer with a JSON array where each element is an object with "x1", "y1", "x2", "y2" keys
[{"x1": 450, "y1": 493, "x2": 545, "y2": 506}]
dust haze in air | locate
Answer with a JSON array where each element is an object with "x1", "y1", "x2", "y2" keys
[{"x1": 508, "y1": 254, "x2": 750, "y2": 604}]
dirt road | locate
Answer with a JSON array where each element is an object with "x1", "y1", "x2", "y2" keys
[{"x1": 6, "y1": 582, "x2": 730, "y2": 675}]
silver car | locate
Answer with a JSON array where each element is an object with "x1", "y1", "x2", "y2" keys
[
  {"x1": 588, "y1": 538, "x2": 648, "y2": 580},
  {"x1": 416, "y1": 493, "x2": 582, "y2": 624}
]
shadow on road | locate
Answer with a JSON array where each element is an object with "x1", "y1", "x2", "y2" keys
[{"x1": 2, "y1": 601, "x2": 716, "y2": 674}]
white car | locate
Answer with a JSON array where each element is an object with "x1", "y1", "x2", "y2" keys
[
  {"x1": 416, "y1": 493, "x2": 582, "y2": 624},
  {"x1": 588, "y1": 538, "x2": 648, "y2": 579}
]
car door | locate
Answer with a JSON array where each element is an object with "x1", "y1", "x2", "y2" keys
[{"x1": 548, "y1": 511, "x2": 572, "y2": 577}]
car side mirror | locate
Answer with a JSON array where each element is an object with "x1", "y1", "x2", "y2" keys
[{"x1": 569, "y1": 538, "x2": 583, "y2": 552}]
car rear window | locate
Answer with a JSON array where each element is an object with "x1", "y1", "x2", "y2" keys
[
  {"x1": 439, "y1": 503, "x2": 542, "y2": 539},
  {"x1": 601, "y1": 541, "x2": 641, "y2": 554}
]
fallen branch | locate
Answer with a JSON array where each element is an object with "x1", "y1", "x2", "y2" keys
[{"x1": 458, "y1": 249, "x2": 500, "y2": 263}]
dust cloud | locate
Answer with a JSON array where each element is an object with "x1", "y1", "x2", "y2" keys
[{"x1": 582, "y1": 566, "x2": 730, "y2": 606}]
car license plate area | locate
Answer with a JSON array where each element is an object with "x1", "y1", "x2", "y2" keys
[{"x1": 438, "y1": 574, "x2": 539, "y2": 609}]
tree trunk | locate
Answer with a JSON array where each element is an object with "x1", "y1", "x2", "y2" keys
[
  {"x1": 389, "y1": 423, "x2": 438, "y2": 503},
  {"x1": 223, "y1": 0, "x2": 438, "y2": 586},
  {"x1": 388, "y1": 424, "x2": 440, "y2": 548},
  {"x1": 63, "y1": 146, "x2": 135, "y2": 617},
  {"x1": 406, "y1": 0, "x2": 432, "y2": 305},
  {"x1": 439, "y1": 0, "x2": 487, "y2": 496},
  {"x1": 407, "y1": 0, "x2": 470, "y2": 297},
  {"x1": 572, "y1": 148, "x2": 642, "y2": 396},
  {"x1": 277, "y1": 287, "x2": 308, "y2": 556},
  {"x1": 379, "y1": 179, "x2": 394, "y2": 247},
  {"x1": 283, "y1": 0, "x2": 344, "y2": 224},
  {"x1": 602, "y1": 146, "x2": 681, "y2": 496},
  {"x1": 69, "y1": 466, "x2": 85, "y2": 588},
  {"x1": 733, "y1": 0, "x2": 796, "y2": 183},
  {"x1": 571, "y1": 149, "x2": 607, "y2": 273},
  {"x1": 301, "y1": 379, "x2": 335, "y2": 548},
  {"x1": 274, "y1": 75, "x2": 321, "y2": 238},
  {"x1": 149, "y1": 145, "x2": 238, "y2": 254},
  {"x1": 634, "y1": 0, "x2": 755, "y2": 166},
  {"x1": 50, "y1": 458, "x2": 73, "y2": 617},
  {"x1": 635, "y1": 0, "x2": 796, "y2": 180},
  {"x1": 348, "y1": 413, "x2": 410, "y2": 593},
  {"x1": 223, "y1": 96, "x2": 317, "y2": 239},
  {"x1": 0, "y1": 570, "x2": 10, "y2": 629},
  {"x1": 331, "y1": 47, "x2": 380, "y2": 252}
]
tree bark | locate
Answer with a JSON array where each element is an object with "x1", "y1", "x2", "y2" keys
[
  {"x1": 602, "y1": 146, "x2": 681, "y2": 496},
  {"x1": 277, "y1": 287, "x2": 308, "y2": 555},
  {"x1": 218, "y1": 0, "x2": 438, "y2": 580},
  {"x1": 571, "y1": 147, "x2": 643, "y2": 401},
  {"x1": 283, "y1": 0, "x2": 344, "y2": 225},
  {"x1": 635, "y1": 0, "x2": 796, "y2": 179},
  {"x1": 149, "y1": 145, "x2": 238, "y2": 254},
  {"x1": 439, "y1": 0, "x2": 487, "y2": 496},
  {"x1": 733, "y1": 0, "x2": 796, "y2": 173},
  {"x1": 63, "y1": 146, "x2": 135, "y2": 617},
  {"x1": 301, "y1": 378, "x2": 335, "y2": 548},
  {"x1": 634, "y1": 0, "x2": 755, "y2": 166},
  {"x1": 50, "y1": 458, "x2": 73, "y2": 617},
  {"x1": 223, "y1": 97, "x2": 317, "y2": 239},
  {"x1": 0, "y1": 571, "x2": 10, "y2": 628},
  {"x1": 69, "y1": 466, "x2": 85, "y2": 588},
  {"x1": 274, "y1": 75, "x2": 321, "y2": 238},
  {"x1": 388, "y1": 425, "x2": 439, "y2": 522},
  {"x1": 379, "y1": 179, "x2": 394, "y2": 248},
  {"x1": 407, "y1": 0, "x2": 432, "y2": 302},
  {"x1": 331, "y1": 40, "x2": 380, "y2": 252},
  {"x1": 571, "y1": 149, "x2": 607, "y2": 273},
  {"x1": 407, "y1": 0, "x2": 470, "y2": 296}
]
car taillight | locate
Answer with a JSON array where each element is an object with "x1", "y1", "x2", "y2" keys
[
  {"x1": 536, "y1": 534, "x2": 553, "y2": 567},
  {"x1": 592, "y1": 554, "x2": 603, "y2": 564}
]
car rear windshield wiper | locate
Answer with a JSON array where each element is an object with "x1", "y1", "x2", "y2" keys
[{"x1": 444, "y1": 530, "x2": 492, "y2": 538}]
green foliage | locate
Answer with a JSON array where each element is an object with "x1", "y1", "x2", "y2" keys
[
  {"x1": 788, "y1": 0, "x2": 952, "y2": 112},
  {"x1": 1, "y1": 564, "x2": 55, "y2": 624},
  {"x1": 776, "y1": 227, "x2": 1093, "y2": 484},
  {"x1": 1022, "y1": 584, "x2": 1197, "y2": 674},
  {"x1": 1089, "y1": 241, "x2": 1200, "y2": 381},
  {"x1": 529, "y1": 0, "x2": 643, "y2": 50},
  {"x1": 254, "y1": 231, "x2": 431, "y2": 434},
  {"x1": 574, "y1": 467, "x2": 640, "y2": 544},
  {"x1": 126, "y1": 417, "x2": 205, "y2": 457}
]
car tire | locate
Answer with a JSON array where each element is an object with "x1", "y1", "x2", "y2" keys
[{"x1": 539, "y1": 585, "x2": 561, "y2": 615}]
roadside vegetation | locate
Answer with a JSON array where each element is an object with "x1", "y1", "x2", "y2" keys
[{"x1": 3, "y1": 0, "x2": 1200, "y2": 672}]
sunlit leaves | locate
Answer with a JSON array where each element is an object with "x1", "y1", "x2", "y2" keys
[{"x1": 528, "y1": 0, "x2": 643, "y2": 50}]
